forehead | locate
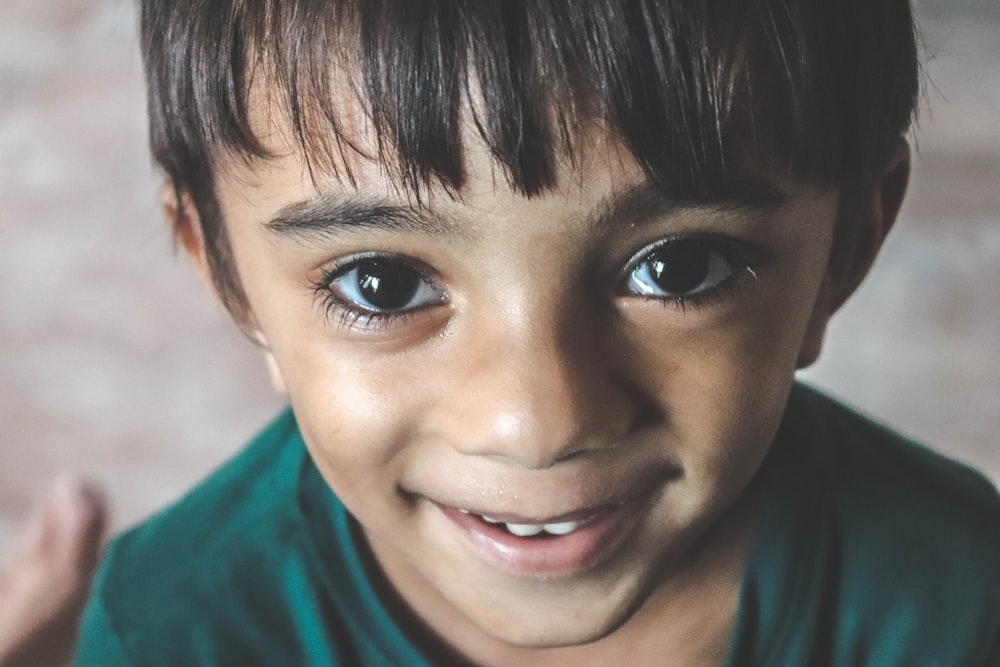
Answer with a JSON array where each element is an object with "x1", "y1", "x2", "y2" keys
[
  {"x1": 220, "y1": 114, "x2": 619, "y2": 238},
  {"x1": 222, "y1": 109, "x2": 797, "y2": 245},
  {"x1": 239, "y1": 67, "x2": 592, "y2": 192},
  {"x1": 229, "y1": 70, "x2": 796, "y2": 221}
]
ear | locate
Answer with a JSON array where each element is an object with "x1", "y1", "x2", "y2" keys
[
  {"x1": 159, "y1": 183, "x2": 289, "y2": 395},
  {"x1": 796, "y1": 139, "x2": 911, "y2": 368},
  {"x1": 250, "y1": 332, "x2": 289, "y2": 395},
  {"x1": 158, "y1": 182, "x2": 216, "y2": 296}
]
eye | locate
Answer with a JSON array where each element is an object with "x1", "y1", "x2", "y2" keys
[
  {"x1": 322, "y1": 256, "x2": 443, "y2": 316},
  {"x1": 624, "y1": 238, "x2": 744, "y2": 300}
]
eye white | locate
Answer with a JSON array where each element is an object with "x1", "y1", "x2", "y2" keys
[
  {"x1": 331, "y1": 262, "x2": 442, "y2": 312},
  {"x1": 625, "y1": 245, "x2": 734, "y2": 298}
]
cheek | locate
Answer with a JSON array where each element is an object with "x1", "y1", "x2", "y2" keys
[
  {"x1": 629, "y1": 281, "x2": 819, "y2": 486},
  {"x1": 273, "y1": 335, "x2": 446, "y2": 496},
  {"x1": 276, "y1": 350, "x2": 421, "y2": 535},
  {"x1": 664, "y1": 338, "x2": 789, "y2": 459},
  {"x1": 284, "y1": 347, "x2": 406, "y2": 459},
  {"x1": 652, "y1": 343, "x2": 790, "y2": 519}
]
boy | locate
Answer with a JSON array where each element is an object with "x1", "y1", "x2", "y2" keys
[{"x1": 76, "y1": 0, "x2": 1000, "y2": 664}]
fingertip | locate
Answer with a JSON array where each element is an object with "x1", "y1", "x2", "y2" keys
[
  {"x1": 53, "y1": 474, "x2": 107, "y2": 528},
  {"x1": 49, "y1": 474, "x2": 108, "y2": 572}
]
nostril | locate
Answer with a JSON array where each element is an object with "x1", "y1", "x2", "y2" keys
[{"x1": 630, "y1": 397, "x2": 666, "y2": 433}]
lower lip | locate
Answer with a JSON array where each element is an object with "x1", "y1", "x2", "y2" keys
[{"x1": 436, "y1": 497, "x2": 652, "y2": 578}]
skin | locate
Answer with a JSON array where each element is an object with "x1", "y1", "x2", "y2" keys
[
  {"x1": 0, "y1": 477, "x2": 105, "y2": 667},
  {"x1": 171, "y1": 110, "x2": 908, "y2": 664}
]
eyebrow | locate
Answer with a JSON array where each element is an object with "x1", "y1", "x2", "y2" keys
[
  {"x1": 588, "y1": 178, "x2": 790, "y2": 232},
  {"x1": 264, "y1": 178, "x2": 789, "y2": 241},
  {"x1": 264, "y1": 194, "x2": 461, "y2": 241}
]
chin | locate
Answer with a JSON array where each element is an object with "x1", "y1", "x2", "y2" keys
[{"x1": 473, "y1": 588, "x2": 640, "y2": 651}]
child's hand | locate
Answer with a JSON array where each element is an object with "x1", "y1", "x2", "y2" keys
[{"x1": 0, "y1": 477, "x2": 106, "y2": 667}]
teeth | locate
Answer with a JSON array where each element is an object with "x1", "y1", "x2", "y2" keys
[
  {"x1": 460, "y1": 510, "x2": 584, "y2": 537},
  {"x1": 505, "y1": 522, "x2": 546, "y2": 537},
  {"x1": 542, "y1": 520, "x2": 580, "y2": 535}
]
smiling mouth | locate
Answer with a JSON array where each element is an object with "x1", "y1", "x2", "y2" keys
[{"x1": 437, "y1": 495, "x2": 654, "y2": 577}]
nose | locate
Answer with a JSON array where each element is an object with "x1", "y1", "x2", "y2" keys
[{"x1": 430, "y1": 309, "x2": 640, "y2": 469}]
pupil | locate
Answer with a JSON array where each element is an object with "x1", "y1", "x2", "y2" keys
[
  {"x1": 651, "y1": 242, "x2": 709, "y2": 294},
  {"x1": 357, "y1": 260, "x2": 420, "y2": 310}
]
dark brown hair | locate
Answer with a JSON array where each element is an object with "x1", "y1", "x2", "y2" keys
[{"x1": 140, "y1": 0, "x2": 920, "y2": 323}]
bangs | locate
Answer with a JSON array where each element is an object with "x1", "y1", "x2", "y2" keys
[{"x1": 142, "y1": 0, "x2": 918, "y2": 200}]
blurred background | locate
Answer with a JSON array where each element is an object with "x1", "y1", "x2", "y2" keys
[{"x1": 1, "y1": 0, "x2": 998, "y2": 553}]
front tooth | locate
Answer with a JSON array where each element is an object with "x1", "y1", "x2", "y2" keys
[
  {"x1": 542, "y1": 521, "x2": 580, "y2": 535},
  {"x1": 505, "y1": 522, "x2": 546, "y2": 537},
  {"x1": 480, "y1": 515, "x2": 500, "y2": 524}
]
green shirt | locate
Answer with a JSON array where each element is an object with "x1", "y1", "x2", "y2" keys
[{"x1": 75, "y1": 385, "x2": 1000, "y2": 666}]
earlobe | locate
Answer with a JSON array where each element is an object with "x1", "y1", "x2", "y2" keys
[
  {"x1": 158, "y1": 182, "x2": 216, "y2": 296},
  {"x1": 796, "y1": 139, "x2": 911, "y2": 369},
  {"x1": 263, "y1": 349, "x2": 288, "y2": 395},
  {"x1": 249, "y1": 330, "x2": 288, "y2": 395}
]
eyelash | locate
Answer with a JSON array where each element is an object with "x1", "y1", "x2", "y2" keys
[
  {"x1": 619, "y1": 235, "x2": 757, "y2": 313},
  {"x1": 324, "y1": 304, "x2": 418, "y2": 331},
  {"x1": 312, "y1": 237, "x2": 757, "y2": 332},
  {"x1": 311, "y1": 253, "x2": 442, "y2": 332},
  {"x1": 650, "y1": 278, "x2": 740, "y2": 314}
]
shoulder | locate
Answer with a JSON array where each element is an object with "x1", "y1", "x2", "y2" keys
[
  {"x1": 76, "y1": 408, "x2": 318, "y2": 665},
  {"x1": 787, "y1": 383, "x2": 1000, "y2": 536},
  {"x1": 780, "y1": 384, "x2": 1000, "y2": 663},
  {"x1": 107, "y1": 407, "x2": 307, "y2": 570}
]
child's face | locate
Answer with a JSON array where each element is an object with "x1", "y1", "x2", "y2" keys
[{"x1": 204, "y1": 114, "x2": 841, "y2": 650}]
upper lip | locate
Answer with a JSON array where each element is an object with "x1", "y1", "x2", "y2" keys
[
  {"x1": 431, "y1": 477, "x2": 668, "y2": 525},
  {"x1": 409, "y1": 457, "x2": 680, "y2": 526}
]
